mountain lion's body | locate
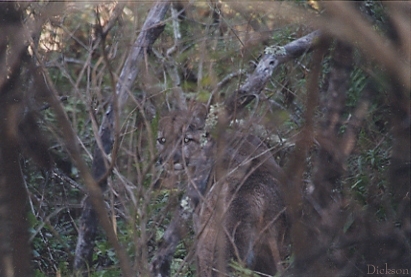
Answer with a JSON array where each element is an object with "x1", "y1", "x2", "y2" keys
[{"x1": 152, "y1": 105, "x2": 288, "y2": 276}]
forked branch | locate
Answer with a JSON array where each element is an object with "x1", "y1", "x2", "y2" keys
[{"x1": 224, "y1": 30, "x2": 321, "y2": 117}]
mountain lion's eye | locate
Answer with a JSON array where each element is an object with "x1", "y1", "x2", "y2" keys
[
  {"x1": 157, "y1": 137, "x2": 166, "y2": 144},
  {"x1": 184, "y1": 137, "x2": 193, "y2": 144}
]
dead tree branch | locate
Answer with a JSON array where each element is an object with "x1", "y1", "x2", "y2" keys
[
  {"x1": 74, "y1": 0, "x2": 171, "y2": 273},
  {"x1": 224, "y1": 30, "x2": 321, "y2": 117}
]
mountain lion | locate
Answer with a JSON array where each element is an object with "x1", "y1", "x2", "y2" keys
[{"x1": 152, "y1": 104, "x2": 288, "y2": 276}]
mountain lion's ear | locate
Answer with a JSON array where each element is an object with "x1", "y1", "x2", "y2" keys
[{"x1": 190, "y1": 103, "x2": 208, "y2": 129}]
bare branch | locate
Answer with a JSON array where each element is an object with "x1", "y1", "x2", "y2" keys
[
  {"x1": 74, "y1": 1, "x2": 171, "y2": 273},
  {"x1": 224, "y1": 30, "x2": 321, "y2": 117}
]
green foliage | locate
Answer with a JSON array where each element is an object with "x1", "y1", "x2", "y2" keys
[
  {"x1": 89, "y1": 268, "x2": 121, "y2": 277},
  {"x1": 230, "y1": 260, "x2": 260, "y2": 277},
  {"x1": 347, "y1": 66, "x2": 368, "y2": 109},
  {"x1": 21, "y1": 1, "x2": 403, "y2": 276}
]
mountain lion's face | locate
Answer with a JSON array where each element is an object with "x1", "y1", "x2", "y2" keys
[{"x1": 156, "y1": 107, "x2": 206, "y2": 174}]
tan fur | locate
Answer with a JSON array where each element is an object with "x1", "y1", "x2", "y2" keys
[{"x1": 155, "y1": 105, "x2": 288, "y2": 276}]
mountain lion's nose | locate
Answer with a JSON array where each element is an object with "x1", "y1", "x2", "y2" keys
[{"x1": 173, "y1": 152, "x2": 182, "y2": 164}]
